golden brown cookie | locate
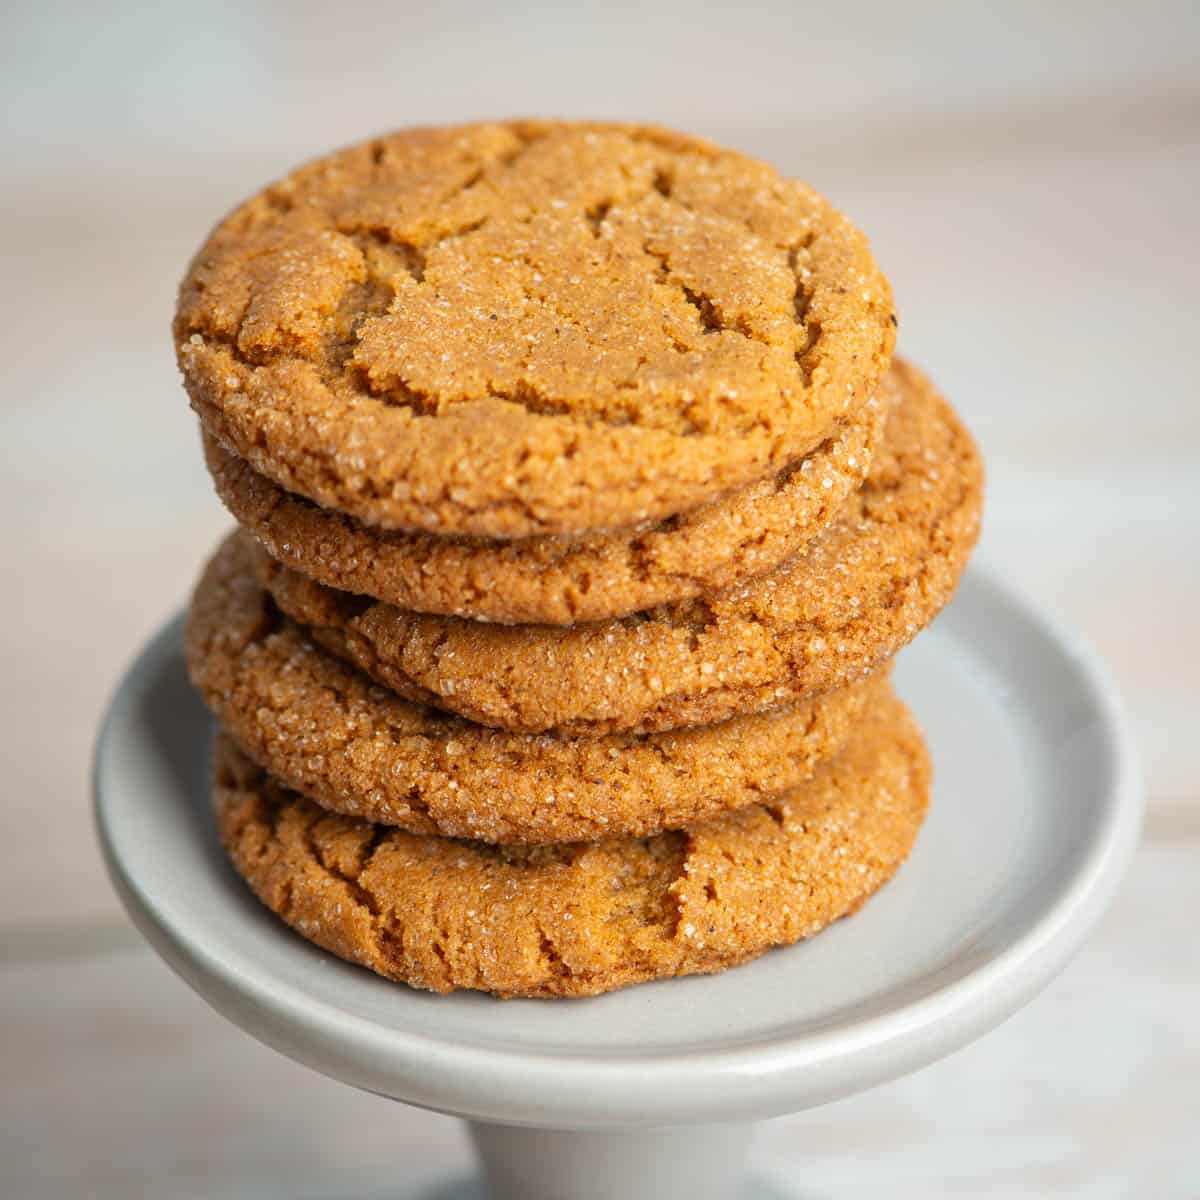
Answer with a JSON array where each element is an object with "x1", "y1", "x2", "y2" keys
[
  {"x1": 259, "y1": 359, "x2": 983, "y2": 734},
  {"x1": 203, "y1": 383, "x2": 885, "y2": 625},
  {"x1": 188, "y1": 532, "x2": 884, "y2": 843},
  {"x1": 176, "y1": 120, "x2": 894, "y2": 538},
  {"x1": 212, "y1": 691, "x2": 930, "y2": 998}
]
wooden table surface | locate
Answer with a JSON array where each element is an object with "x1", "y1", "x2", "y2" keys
[{"x1": 2, "y1": 3, "x2": 1197, "y2": 1195}]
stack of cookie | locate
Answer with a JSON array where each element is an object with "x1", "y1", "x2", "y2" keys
[{"x1": 176, "y1": 121, "x2": 982, "y2": 998}]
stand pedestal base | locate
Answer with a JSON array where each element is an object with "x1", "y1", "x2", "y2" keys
[{"x1": 468, "y1": 1121, "x2": 760, "y2": 1200}]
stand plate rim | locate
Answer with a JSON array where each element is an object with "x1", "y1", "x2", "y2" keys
[{"x1": 95, "y1": 565, "x2": 1141, "y2": 1126}]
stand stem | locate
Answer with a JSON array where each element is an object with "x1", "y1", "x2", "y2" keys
[{"x1": 467, "y1": 1119, "x2": 756, "y2": 1200}]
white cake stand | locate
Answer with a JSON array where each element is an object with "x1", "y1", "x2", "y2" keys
[{"x1": 95, "y1": 567, "x2": 1140, "y2": 1200}]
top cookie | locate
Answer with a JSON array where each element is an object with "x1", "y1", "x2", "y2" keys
[{"x1": 175, "y1": 120, "x2": 894, "y2": 537}]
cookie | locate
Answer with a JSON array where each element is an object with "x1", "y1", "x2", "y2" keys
[
  {"x1": 259, "y1": 359, "x2": 983, "y2": 734},
  {"x1": 203, "y1": 386, "x2": 884, "y2": 625},
  {"x1": 212, "y1": 691, "x2": 930, "y2": 998},
  {"x1": 176, "y1": 120, "x2": 894, "y2": 538},
  {"x1": 187, "y1": 532, "x2": 883, "y2": 843}
]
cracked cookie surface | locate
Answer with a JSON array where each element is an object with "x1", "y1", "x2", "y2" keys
[
  {"x1": 258, "y1": 359, "x2": 982, "y2": 734},
  {"x1": 211, "y1": 691, "x2": 929, "y2": 998},
  {"x1": 187, "y1": 532, "x2": 882, "y2": 843},
  {"x1": 204, "y1": 381, "x2": 885, "y2": 624},
  {"x1": 176, "y1": 120, "x2": 894, "y2": 537}
]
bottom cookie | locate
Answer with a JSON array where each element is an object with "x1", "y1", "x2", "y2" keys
[{"x1": 213, "y1": 693, "x2": 930, "y2": 998}]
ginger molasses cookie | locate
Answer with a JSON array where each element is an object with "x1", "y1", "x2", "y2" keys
[
  {"x1": 259, "y1": 359, "x2": 983, "y2": 734},
  {"x1": 188, "y1": 533, "x2": 882, "y2": 843},
  {"x1": 212, "y1": 692, "x2": 930, "y2": 998},
  {"x1": 203, "y1": 388, "x2": 885, "y2": 625},
  {"x1": 176, "y1": 120, "x2": 894, "y2": 538}
]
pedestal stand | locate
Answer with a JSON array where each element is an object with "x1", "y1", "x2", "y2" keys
[{"x1": 96, "y1": 569, "x2": 1140, "y2": 1199}]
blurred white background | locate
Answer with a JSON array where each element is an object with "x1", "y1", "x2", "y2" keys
[{"x1": 2, "y1": 2, "x2": 1197, "y2": 1196}]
